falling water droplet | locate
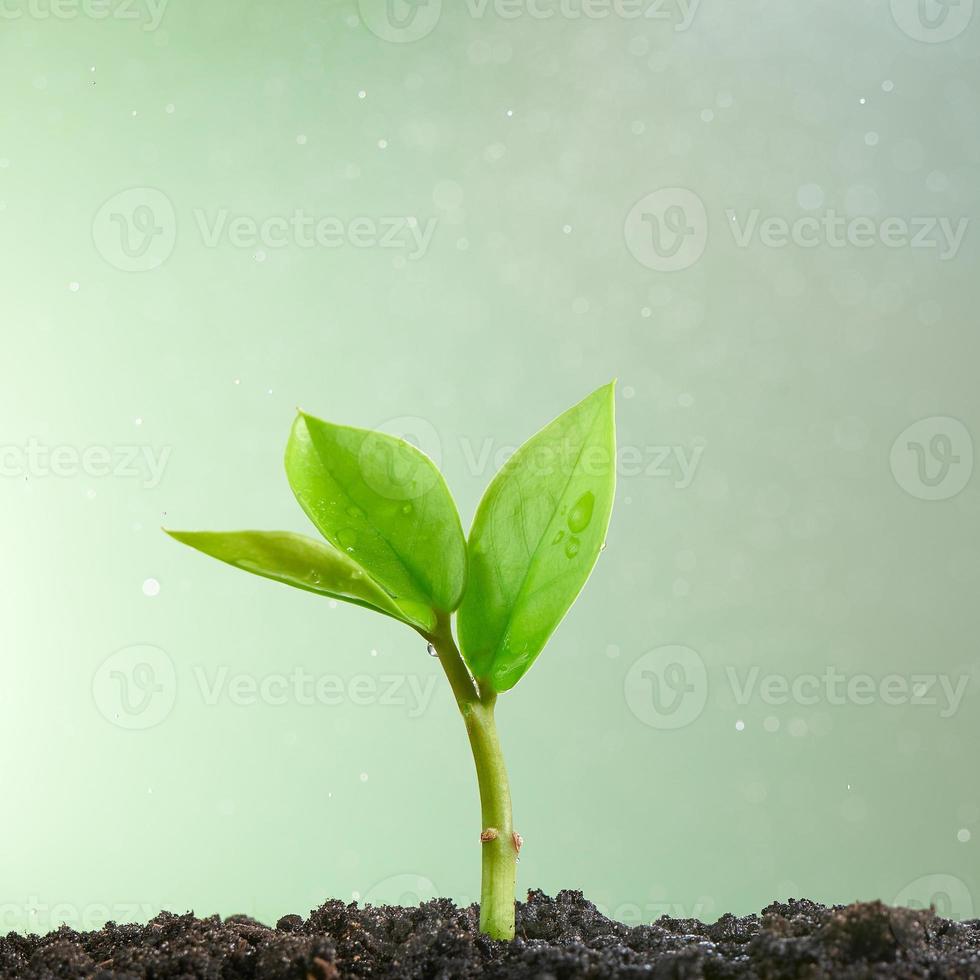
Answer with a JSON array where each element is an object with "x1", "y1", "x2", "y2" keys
[
  {"x1": 567, "y1": 492, "x2": 595, "y2": 534},
  {"x1": 564, "y1": 537, "x2": 580, "y2": 558},
  {"x1": 426, "y1": 643, "x2": 438, "y2": 657}
]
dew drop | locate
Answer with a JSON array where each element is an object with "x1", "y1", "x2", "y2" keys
[
  {"x1": 567, "y1": 491, "x2": 595, "y2": 534},
  {"x1": 426, "y1": 643, "x2": 438, "y2": 657},
  {"x1": 337, "y1": 527, "x2": 358, "y2": 549},
  {"x1": 564, "y1": 537, "x2": 580, "y2": 558}
]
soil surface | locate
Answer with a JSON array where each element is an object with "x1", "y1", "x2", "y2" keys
[{"x1": 2, "y1": 889, "x2": 978, "y2": 978}]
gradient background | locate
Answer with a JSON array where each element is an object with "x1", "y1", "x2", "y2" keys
[{"x1": 1, "y1": 0, "x2": 978, "y2": 934}]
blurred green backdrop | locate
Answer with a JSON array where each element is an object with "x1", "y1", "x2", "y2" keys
[{"x1": 1, "y1": 0, "x2": 978, "y2": 933}]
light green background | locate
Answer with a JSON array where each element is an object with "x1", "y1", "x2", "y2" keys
[{"x1": 1, "y1": 0, "x2": 978, "y2": 934}]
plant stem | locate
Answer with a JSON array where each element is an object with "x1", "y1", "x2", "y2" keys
[{"x1": 428, "y1": 615, "x2": 518, "y2": 941}]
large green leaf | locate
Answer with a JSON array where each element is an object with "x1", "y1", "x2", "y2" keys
[
  {"x1": 284, "y1": 411, "x2": 467, "y2": 614},
  {"x1": 165, "y1": 529, "x2": 436, "y2": 632},
  {"x1": 458, "y1": 383, "x2": 617, "y2": 692}
]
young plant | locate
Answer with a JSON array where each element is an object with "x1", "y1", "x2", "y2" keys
[{"x1": 166, "y1": 383, "x2": 617, "y2": 940}]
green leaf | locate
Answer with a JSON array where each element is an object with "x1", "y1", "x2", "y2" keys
[
  {"x1": 165, "y1": 529, "x2": 436, "y2": 632},
  {"x1": 284, "y1": 411, "x2": 467, "y2": 614},
  {"x1": 458, "y1": 382, "x2": 617, "y2": 692}
]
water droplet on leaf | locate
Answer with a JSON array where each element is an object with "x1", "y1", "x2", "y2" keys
[
  {"x1": 564, "y1": 537, "x2": 580, "y2": 558},
  {"x1": 552, "y1": 530, "x2": 564, "y2": 544},
  {"x1": 567, "y1": 491, "x2": 595, "y2": 534}
]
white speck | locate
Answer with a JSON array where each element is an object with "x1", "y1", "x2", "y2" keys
[
  {"x1": 68, "y1": 281, "x2": 80, "y2": 292},
  {"x1": 700, "y1": 109, "x2": 715, "y2": 123},
  {"x1": 359, "y1": 772, "x2": 368, "y2": 782},
  {"x1": 165, "y1": 103, "x2": 175, "y2": 114},
  {"x1": 142, "y1": 578, "x2": 161, "y2": 597},
  {"x1": 865, "y1": 131, "x2": 879, "y2": 146},
  {"x1": 296, "y1": 134, "x2": 307, "y2": 145},
  {"x1": 267, "y1": 388, "x2": 273, "y2": 395},
  {"x1": 351, "y1": 890, "x2": 361, "y2": 901},
  {"x1": 562, "y1": 224, "x2": 572, "y2": 235},
  {"x1": 622, "y1": 385, "x2": 636, "y2": 399},
  {"x1": 605, "y1": 644, "x2": 620, "y2": 659},
  {"x1": 132, "y1": 110, "x2": 138, "y2": 117},
  {"x1": 86, "y1": 488, "x2": 97, "y2": 500},
  {"x1": 958, "y1": 828, "x2": 971, "y2": 843},
  {"x1": 640, "y1": 306, "x2": 651, "y2": 318},
  {"x1": 882, "y1": 80, "x2": 894, "y2": 92},
  {"x1": 233, "y1": 378, "x2": 241, "y2": 385},
  {"x1": 735, "y1": 720, "x2": 745, "y2": 732},
  {"x1": 859, "y1": 97, "x2": 866, "y2": 105},
  {"x1": 254, "y1": 249, "x2": 267, "y2": 263},
  {"x1": 358, "y1": 90, "x2": 366, "y2": 99},
  {"x1": 764, "y1": 716, "x2": 780, "y2": 733},
  {"x1": 847, "y1": 784, "x2": 851, "y2": 790},
  {"x1": 717, "y1": 91, "x2": 733, "y2": 108},
  {"x1": 370, "y1": 648, "x2": 378, "y2": 657},
  {"x1": 631, "y1": 120, "x2": 645, "y2": 135},
  {"x1": 90, "y1": 66, "x2": 96, "y2": 72},
  {"x1": 378, "y1": 138, "x2": 388, "y2": 149},
  {"x1": 328, "y1": 599, "x2": 338, "y2": 608},
  {"x1": 134, "y1": 417, "x2": 143, "y2": 426},
  {"x1": 506, "y1": 108, "x2": 513, "y2": 117}
]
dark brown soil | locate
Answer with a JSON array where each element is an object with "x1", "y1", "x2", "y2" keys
[{"x1": 2, "y1": 889, "x2": 978, "y2": 978}]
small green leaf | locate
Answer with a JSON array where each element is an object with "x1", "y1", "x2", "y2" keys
[
  {"x1": 165, "y1": 529, "x2": 436, "y2": 632},
  {"x1": 458, "y1": 383, "x2": 617, "y2": 692},
  {"x1": 284, "y1": 412, "x2": 467, "y2": 614}
]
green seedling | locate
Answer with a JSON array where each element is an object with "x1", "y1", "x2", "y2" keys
[{"x1": 166, "y1": 382, "x2": 617, "y2": 940}]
